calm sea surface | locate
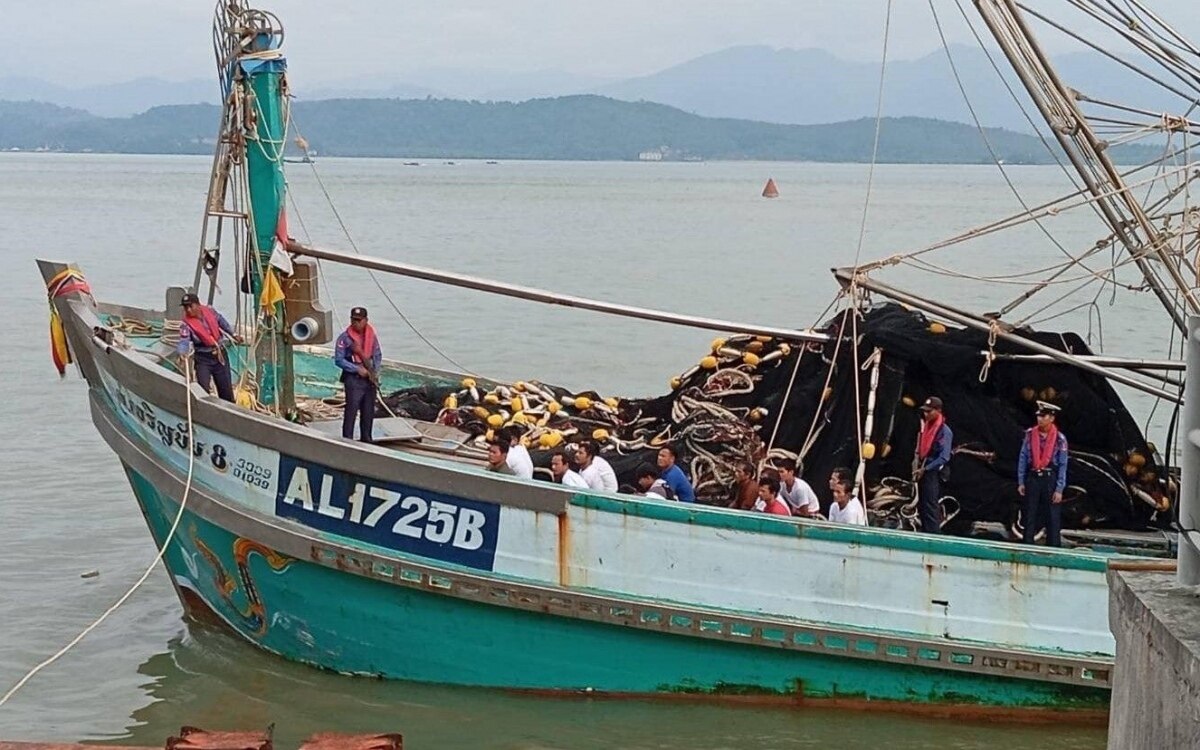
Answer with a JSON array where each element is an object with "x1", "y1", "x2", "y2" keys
[{"x1": 4, "y1": 153, "x2": 1177, "y2": 748}]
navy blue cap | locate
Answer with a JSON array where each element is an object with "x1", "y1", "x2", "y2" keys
[
  {"x1": 180, "y1": 292, "x2": 200, "y2": 306},
  {"x1": 350, "y1": 306, "x2": 368, "y2": 320}
]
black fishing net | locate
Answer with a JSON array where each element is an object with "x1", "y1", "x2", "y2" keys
[{"x1": 379, "y1": 302, "x2": 1173, "y2": 536}]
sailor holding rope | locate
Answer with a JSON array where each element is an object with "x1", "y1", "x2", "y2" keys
[
  {"x1": 177, "y1": 292, "x2": 242, "y2": 402},
  {"x1": 914, "y1": 396, "x2": 953, "y2": 534}
]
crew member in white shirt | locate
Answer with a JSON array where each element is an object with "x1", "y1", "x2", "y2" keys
[
  {"x1": 776, "y1": 458, "x2": 820, "y2": 516},
  {"x1": 575, "y1": 439, "x2": 619, "y2": 492},
  {"x1": 827, "y1": 469, "x2": 867, "y2": 526},
  {"x1": 500, "y1": 427, "x2": 534, "y2": 479},
  {"x1": 550, "y1": 450, "x2": 588, "y2": 488}
]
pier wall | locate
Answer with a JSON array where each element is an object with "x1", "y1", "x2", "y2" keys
[{"x1": 1107, "y1": 569, "x2": 1200, "y2": 749}]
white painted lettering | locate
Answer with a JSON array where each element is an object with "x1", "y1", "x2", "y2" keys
[
  {"x1": 283, "y1": 466, "x2": 315, "y2": 511},
  {"x1": 364, "y1": 486, "x2": 401, "y2": 527},
  {"x1": 316, "y1": 473, "x2": 345, "y2": 519},
  {"x1": 424, "y1": 500, "x2": 456, "y2": 543},
  {"x1": 453, "y1": 508, "x2": 486, "y2": 550},
  {"x1": 392, "y1": 496, "x2": 427, "y2": 538},
  {"x1": 347, "y1": 483, "x2": 365, "y2": 524}
]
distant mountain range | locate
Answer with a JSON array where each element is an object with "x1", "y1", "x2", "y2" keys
[
  {"x1": 0, "y1": 96, "x2": 1159, "y2": 165},
  {"x1": 0, "y1": 45, "x2": 1177, "y2": 133}
]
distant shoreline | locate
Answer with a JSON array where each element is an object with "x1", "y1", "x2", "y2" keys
[{"x1": 0, "y1": 95, "x2": 1160, "y2": 165}]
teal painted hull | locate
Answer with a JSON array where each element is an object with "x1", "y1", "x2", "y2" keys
[{"x1": 125, "y1": 465, "x2": 1107, "y2": 713}]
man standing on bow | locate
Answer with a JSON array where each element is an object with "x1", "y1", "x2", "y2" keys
[
  {"x1": 177, "y1": 292, "x2": 242, "y2": 402},
  {"x1": 1017, "y1": 401, "x2": 1069, "y2": 547},
  {"x1": 334, "y1": 306, "x2": 382, "y2": 443},
  {"x1": 914, "y1": 396, "x2": 953, "y2": 534}
]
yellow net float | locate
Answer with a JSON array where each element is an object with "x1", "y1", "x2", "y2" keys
[
  {"x1": 592, "y1": 428, "x2": 610, "y2": 442},
  {"x1": 749, "y1": 407, "x2": 767, "y2": 422},
  {"x1": 510, "y1": 411, "x2": 529, "y2": 425},
  {"x1": 1128, "y1": 453, "x2": 1146, "y2": 468},
  {"x1": 604, "y1": 397, "x2": 619, "y2": 409},
  {"x1": 486, "y1": 414, "x2": 505, "y2": 428},
  {"x1": 539, "y1": 431, "x2": 564, "y2": 448},
  {"x1": 513, "y1": 381, "x2": 527, "y2": 392},
  {"x1": 710, "y1": 337, "x2": 726, "y2": 352},
  {"x1": 510, "y1": 396, "x2": 525, "y2": 412},
  {"x1": 699, "y1": 356, "x2": 718, "y2": 370},
  {"x1": 472, "y1": 406, "x2": 490, "y2": 420},
  {"x1": 746, "y1": 340, "x2": 764, "y2": 353},
  {"x1": 573, "y1": 396, "x2": 593, "y2": 411},
  {"x1": 902, "y1": 395, "x2": 916, "y2": 407},
  {"x1": 861, "y1": 442, "x2": 877, "y2": 460},
  {"x1": 443, "y1": 394, "x2": 458, "y2": 409},
  {"x1": 928, "y1": 322, "x2": 947, "y2": 334},
  {"x1": 669, "y1": 376, "x2": 682, "y2": 390},
  {"x1": 547, "y1": 401, "x2": 561, "y2": 415},
  {"x1": 743, "y1": 352, "x2": 761, "y2": 367},
  {"x1": 461, "y1": 377, "x2": 476, "y2": 389}
]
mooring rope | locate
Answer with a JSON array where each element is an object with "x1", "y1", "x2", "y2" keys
[{"x1": 0, "y1": 361, "x2": 201, "y2": 708}]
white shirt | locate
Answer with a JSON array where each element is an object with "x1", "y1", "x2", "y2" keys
[
  {"x1": 780, "y1": 476, "x2": 820, "y2": 515},
  {"x1": 506, "y1": 443, "x2": 534, "y2": 479},
  {"x1": 828, "y1": 497, "x2": 867, "y2": 526},
  {"x1": 558, "y1": 469, "x2": 588, "y2": 488},
  {"x1": 581, "y1": 456, "x2": 619, "y2": 492},
  {"x1": 644, "y1": 478, "x2": 671, "y2": 499}
]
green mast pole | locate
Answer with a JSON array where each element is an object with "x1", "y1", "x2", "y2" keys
[{"x1": 240, "y1": 26, "x2": 294, "y2": 412}]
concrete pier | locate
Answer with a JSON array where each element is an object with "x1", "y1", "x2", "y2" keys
[{"x1": 1106, "y1": 569, "x2": 1200, "y2": 749}]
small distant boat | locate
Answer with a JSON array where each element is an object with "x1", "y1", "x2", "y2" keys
[
  {"x1": 762, "y1": 178, "x2": 779, "y2": 198},
  {"x1": 485, "y1": 160, "x2": 499, "y2": 165},
  {"x1": 403, "y1": 161, "x2": 420, "y2": 166}
]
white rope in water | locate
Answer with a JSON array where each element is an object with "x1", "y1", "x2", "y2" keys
[{"x1": 0, "y1": 364, "x2": 200, "y2": 708}]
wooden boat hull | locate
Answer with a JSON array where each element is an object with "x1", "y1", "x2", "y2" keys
[
  {"x1": 43, "y1": 262, "x2": 1119, "y2": 718},
  {"x1": 108, "y1": 403, "x2": 1107, "y2": 717}
]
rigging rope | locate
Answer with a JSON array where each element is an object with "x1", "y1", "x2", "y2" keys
[
  {"x1": 851, "y1": 0, "x2": 893, "y2": 269},
  {"x1": 287, "y1": 120, "x2": 474, "y2": 376}
]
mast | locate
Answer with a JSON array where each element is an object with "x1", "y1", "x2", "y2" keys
[
  {"x1": 973, "y1": 0, "x2": 1199, "y2": 333},
  {"x1": 199, "y1": 1, "x2": 294, "y2": 412}
]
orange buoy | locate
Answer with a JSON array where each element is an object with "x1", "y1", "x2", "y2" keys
[{"x1": 762, "y1": 178, "x2": 779, "y2": 198}]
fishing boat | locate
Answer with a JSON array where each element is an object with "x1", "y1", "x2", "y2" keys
[{"x1": 37, "y1": 0, "x2": 1200, "y2": 719}]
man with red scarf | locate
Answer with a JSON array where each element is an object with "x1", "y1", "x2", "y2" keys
[
  {"x1": 914, "y1": 396, "x2": 953, "y2": 534},
  {"x1": 334, "y1": 306, "x2": 383, "y2": 442},
  {"x1": 1017, "y1": 401, "x2": 1069, "y2": 547},
  {"x1": 177, "y1": 292, "x2": 242, "y2": 402}
]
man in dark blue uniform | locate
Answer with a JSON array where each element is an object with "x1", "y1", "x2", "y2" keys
[
  {"x1": 176, "y1": 292, "x2": 242, "y2": 402},
  {"x1": 1018, "y1": 401, "x2": 1069, "y2": 547},
  {"x1": 334, "y1": 306, "x2": 382, "y2": 442},
  {"x1": 914, "y1": 396, "x2": 953, "y2": 534}
]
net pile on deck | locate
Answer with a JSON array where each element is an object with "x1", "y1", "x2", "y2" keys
[{"x1": 381, "y1": 303, "x2": 1172, "y2": 535}]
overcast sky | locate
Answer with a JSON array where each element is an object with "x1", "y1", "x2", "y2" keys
[{"x1": 6, "y1": 0, "x2": 1198, "y2": 87}]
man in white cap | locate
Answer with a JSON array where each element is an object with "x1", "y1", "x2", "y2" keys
[
  {"x1": 1017, "y1": 401, "x2": 1069, "y2": 547},
  {"x1": 914, "y1": 396, "x2": 953, "y2": 534}
]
